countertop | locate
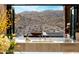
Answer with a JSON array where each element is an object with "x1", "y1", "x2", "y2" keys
[{"x1": 15, "y1": 37, "x2": 75, "y2": 43}]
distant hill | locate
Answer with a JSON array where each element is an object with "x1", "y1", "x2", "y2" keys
[{"x1": 15, "y1": 10, "x2": 65, "y2": 36}]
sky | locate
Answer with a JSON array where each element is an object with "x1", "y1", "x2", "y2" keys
[{"x1": 13, "y1": 6, "x2": 64, "y2": 14}]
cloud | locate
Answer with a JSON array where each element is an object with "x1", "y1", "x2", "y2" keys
[
  {"x1": 13, "y1": 6, "x2": 64, "y2": 14},
  {"x1": 13, "y1": 6, "x2": 39, "y2": 14}
]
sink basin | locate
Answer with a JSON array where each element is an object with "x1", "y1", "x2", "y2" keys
[{"x1": 31, "y1": 32, "x2": 42, "y2": 36}]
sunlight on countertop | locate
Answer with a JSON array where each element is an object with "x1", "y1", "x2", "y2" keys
[{"x1": 15, "y1": 36, "x2": 74, "y2": 43}]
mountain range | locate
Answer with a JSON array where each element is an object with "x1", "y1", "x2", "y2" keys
[{"x1": 15, "y1": 10, "x2": 65, "y2": 36}]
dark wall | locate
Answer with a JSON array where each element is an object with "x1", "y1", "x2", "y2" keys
[
  {"x1": 65, "y1": 5, "x2": 71, "y2": 34},
  {"x1": 77, "y1": 6, "x2": 79, "y2": 32},
  {"x1": 6, "y1": 5, "x2": 15, "y2": 34}
]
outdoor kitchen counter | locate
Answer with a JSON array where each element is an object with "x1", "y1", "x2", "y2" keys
[{"x1": 14, "y1": 40, "x2": 79, "y2": 52}]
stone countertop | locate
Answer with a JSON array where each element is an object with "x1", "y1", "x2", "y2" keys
[{"x1": 15, "y1": 37, "x2": 75, "y2": 43}]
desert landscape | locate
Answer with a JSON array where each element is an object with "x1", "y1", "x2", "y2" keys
[{"x1": 15, "y1": 10, "x2": 65, "y2": 36}]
